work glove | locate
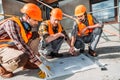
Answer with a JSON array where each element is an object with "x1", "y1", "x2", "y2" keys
[{"x1": 38, "y1": 63, "x2": 53, "y2": 79}]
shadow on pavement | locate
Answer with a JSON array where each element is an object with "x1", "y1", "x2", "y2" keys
[
  {"x1": 97, "y1": 46, "x2": 120, "y2": 54},
  {"x1": 97, "y1": 46, "x2": 120, "y2": 59},
  {"x1": 14, "y1": 65, "x2": 75, "y2": 80},
  {"x1": 14, "y1": 69, "x2": 40, "y2": 78}
]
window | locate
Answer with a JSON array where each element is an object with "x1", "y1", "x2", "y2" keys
[{"x1": 91, "y1": 0, "x2": 115, "y2": 22}]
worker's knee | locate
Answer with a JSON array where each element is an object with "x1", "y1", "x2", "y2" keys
[
  {"x1": 93, "y1": 28, "x2": 103, "y2": 35},
  {"x1": 18, "y1": 53, "x2": 29, "y2": 67},
  {"x1": 74, "y1": 41, "x2": 85, "y2": 49}
]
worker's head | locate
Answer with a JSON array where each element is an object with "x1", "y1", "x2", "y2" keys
[
  {"x1": 21, "y1": 3, "x2": 42, "y2": 27},
  {"x1": 74, "y1": 5, "x2": 86, "y2": 22},
  {"x1": 50, "y1": 8, "x2": 63, "y2": 26}
]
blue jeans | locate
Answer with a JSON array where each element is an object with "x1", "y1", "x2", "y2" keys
[
  {"x1": 74, "y1": 27, "x2": 102, "y2": 51},
  {"x1": 39, "y1": 37, "x2": 64, "y2": 55}
]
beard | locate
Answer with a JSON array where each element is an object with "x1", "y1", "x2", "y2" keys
[
  {"x1": 31, "y1": 23, "x2": 38, "y2": 28},
  {"x1": 52, "y1": 23, "x2": 58, "y2": 27},
  {"x1": 79, "y1": 19, "x2": 85, "y2": 23}
]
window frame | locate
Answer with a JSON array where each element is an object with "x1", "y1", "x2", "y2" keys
[{"x1": 90, "y1": 0, "x2": 118, "y2": 24}]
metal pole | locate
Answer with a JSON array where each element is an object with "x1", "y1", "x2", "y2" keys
[
  {"x1": 89, "y1": 6, "x2": 119, "y2": 14},
  {"x1": 117, "y1": 0, "x2": 120, "y2": 39},
  {"x1": 0, "y1": 13, "x2": 15, "y2": 17}
]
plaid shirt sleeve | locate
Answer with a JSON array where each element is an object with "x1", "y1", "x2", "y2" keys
[
  {"x1": 4, "y1": 20, "x2": 40, "y2": 63},
  {"x1": 38, "y1": 22, "x2": 49, "y2": 39}
]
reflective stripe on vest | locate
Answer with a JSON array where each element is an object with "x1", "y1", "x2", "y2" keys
[
  {"x1": 76, "y1": 14, "x2": 94, "y2": 36},
  {"x1": 45, "y1": 20, "x2": 63, "y2": 35}
]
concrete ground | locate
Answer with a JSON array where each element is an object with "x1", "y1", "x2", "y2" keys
[{"x1": 0, "y1": 22, "x2": 120, "y2": 80}]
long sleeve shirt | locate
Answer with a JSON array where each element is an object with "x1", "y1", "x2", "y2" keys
[
  {"x1": 0, "y1": 19, "x2": 39, "y2": 63},
  {"x1": 71, "y1": 14, "x2": 102, "y2": 37}
]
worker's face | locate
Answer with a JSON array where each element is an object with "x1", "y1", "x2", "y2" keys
[
  {"x1": 76, "y1": 14, "x2": 85, "y2": 22},
  {"x1": 50, "y1": 16, "x2": 60, "y2": 27},
  {"x1": 23, "y1": 15, "x2": 39, "y2": 27},
  {"x1": 27, "y1": 18, "x2": 39, "y2": 27}
]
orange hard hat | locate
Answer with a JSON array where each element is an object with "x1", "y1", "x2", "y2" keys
[
  {"x1": 74, "y1": 5, "x2": 86, "y2": 16},
  {"x1": 21, "y1": 3, "x2": 42, "y2": 21},
  {"x1": 50, "y1": 8, "x2": 63, "y2": 20}
]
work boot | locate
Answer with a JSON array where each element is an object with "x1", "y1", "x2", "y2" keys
[
  {"x1": 79, "y1": 49, "x2": 84, "y2": 53},
  {"x1": 43, "y1": 52, "x2": 63, "y2": 59},
  {"x1": 88, "y1": 48, "x2": 98, "y2": 57},
  {"x1": 0, "y1": 65, "x2": 14, "y2": 78},
  {"x1": 42, "y1": 53, "x2": 53, "y2": 59},
  {"x1": 51, "y1": 52, "x2": 63, "y2": 58}
]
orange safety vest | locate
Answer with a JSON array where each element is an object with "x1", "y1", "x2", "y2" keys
[
  {"x1": 0, "y1": 16, "x2": 32, "y2": 48},
  {"x1": 76, "y1": 14, "x2": 94, "y2": 36},
  {"x1": 45, "y1": 20, "x2": 63, "y2": 35}
]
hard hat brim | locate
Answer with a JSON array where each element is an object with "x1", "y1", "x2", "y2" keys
[{"x1": 75, "y1": 12, "x2": 84, "y2": 17}]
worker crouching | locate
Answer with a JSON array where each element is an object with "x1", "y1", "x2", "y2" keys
[
  {"x1": 0, "y1": 3, "x2": 52, "y2": 78},
  {"x1": 69, "y1": 5, "x2": 103, "y2": 57},
  {"x1": 38, "y1": 8, "x2": 72, "y2": 59}
]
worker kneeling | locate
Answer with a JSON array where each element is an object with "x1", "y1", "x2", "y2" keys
[{"x1": 0, "y1": 3, "x2": 52, "y2": 78}]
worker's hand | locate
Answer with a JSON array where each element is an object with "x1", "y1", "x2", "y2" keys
[
  {"x1": 69, "y1": 46, "x2": 77, "y2": 56},
  {"x1": 36, "y1": 52, "x2": 40, "y2": 57},
  {"x1": 57, "y1": 33, "x2": 65, "y2": 38},
  {"x1": 96, "y1": 23, "x2": 103, "y2": 28},
  {"x1": 69, "y1": 46, "x2": 74, "y2": 54},
  {"x1": 38, "y1": 63, "x2": 53, "y2": 78}
]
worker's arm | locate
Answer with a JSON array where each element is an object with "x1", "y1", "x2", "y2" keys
[
  {"x1": 38, "y1": 22, "x2": 65, "y2": 43},
  {"x1": 46, "y1": 33, "x2": 65, "y2": 43},
  {"x1": 81, "y1": 23, "x2": 102, "y2": 34},
  {"x1": 4, "y1": 20, "x2": 40, "y2": 63},
  {"x1": 81, "y1": 16, "x2": 103, "y2": 35},
  {"x1": 69, "y1": 22, "x2": 78, "y2": 55},
  {"x1": 88, "y1": 15, "x2": 103, "y2": 29},
  {"x1": 61, "y1": 29, "x2": 71, "y2": 47},
  {"x1": 87, "y1": 23, "x2": 103, "y2": 29},
  {"x1": 4, "y1": 20, "x2": 53, "y2": 78}
]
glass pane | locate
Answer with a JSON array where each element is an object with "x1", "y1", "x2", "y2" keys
[
  {"x1": 92, "y1": 0, "x2": 115, "y2": 22},
  {"x1": 0, "y1": 0, "x2": 4, "y2": 20}
]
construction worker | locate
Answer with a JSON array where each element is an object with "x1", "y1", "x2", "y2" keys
[
  {"x1": 69, "y1": 5, "x2": 103, "y2": 57},
  {"x1": 38, "y1": 8, "x2": 72, "y2": 59},
  {"x1": 0, "y1": 3, "x2": 52, "y2": 78}
]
